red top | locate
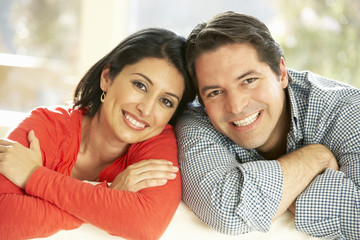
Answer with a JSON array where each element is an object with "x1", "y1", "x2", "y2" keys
[{"x1": 0, "y1": 107, "x2": 181, "y2": 240}]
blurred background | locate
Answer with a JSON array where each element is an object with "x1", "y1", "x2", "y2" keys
[{"x1": 0, "y1": 0, "x2": 359, "y2": 122}]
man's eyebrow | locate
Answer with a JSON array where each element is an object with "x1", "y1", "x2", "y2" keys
[
  {"x1": 132, "y1": 73, "x2": 153, "y2": 85},
  {"x1": 236, "y1": 70, "x2": 261, "y2": 80},
  {"x1": 132, "y1": 73, "x2": 180, "y2": 102},
  {"x1": 200, "y1": 85, "x2": 221, "y2": 96},
  {"x1": 200, "y1": 70, "x2": 261, "y2": 95}
]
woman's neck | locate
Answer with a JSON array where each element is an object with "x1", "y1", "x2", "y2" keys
[{"x1": 71, "y1": 113, "x2": 130, "y2": 181}]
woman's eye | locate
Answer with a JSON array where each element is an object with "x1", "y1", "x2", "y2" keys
[
  {"x1": 160, "y1": 98, "x2": 174, "y2": 108},
  {"x1": 133, "y1": 81, "x2": 147, "y2": 92}
]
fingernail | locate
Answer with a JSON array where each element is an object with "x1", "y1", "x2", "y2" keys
[
  {"x1": 172, "y1": 166, "x2": 179, "y2": 171},
  {"x1": 170, "y1": 173, "x2": 177, "y2": 178}
]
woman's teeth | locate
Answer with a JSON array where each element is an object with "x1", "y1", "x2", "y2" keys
[{"x1": 125, "y1": 114, "x2": 146, "y2": 128}]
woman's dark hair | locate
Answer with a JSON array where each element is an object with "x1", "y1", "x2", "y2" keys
[
  {"x1": 186, "y1": 11, "x2": 285, "y2": 105},
  {"x1": 73, "y1": 28, "x2": 195, "y2": 125}
]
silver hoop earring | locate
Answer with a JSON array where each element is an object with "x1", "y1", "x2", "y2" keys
[{"x1": 100, "y1": 91, "x2": 106, "y2": 102}]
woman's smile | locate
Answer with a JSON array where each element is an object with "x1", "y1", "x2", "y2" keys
[{"x1": 122, "y1": 110, "x2": 149, "y2": 131}]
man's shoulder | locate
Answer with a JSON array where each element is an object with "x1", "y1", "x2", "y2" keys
[
  {"x1": 175, "y1": 100, "x2": 226, "y2": 139},
  {"x1": 289, "y1": 69, "x2": 357, "y2": 92},
  {"x1": 176, "y1": 100, "x2": 210, "y2": 126},
  {"x1": 289, "y1": 69, "x2": 360, "y2": 107},
  {"x1": 288, "y1": 69, "x2": 360, "y2": 141}
]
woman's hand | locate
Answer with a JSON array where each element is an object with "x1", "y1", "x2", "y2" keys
[
  {"x1": 0, "y1": 130, "x2": 42, "y2": 189},
  {"x1": 109, "y1": 159, "x2": 179, "y2": 192}
]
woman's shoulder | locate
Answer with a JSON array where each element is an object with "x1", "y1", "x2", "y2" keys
[
  {"x1": 25, "y1": 106, "x2": 82, "y2": 129},
  {"x1": 124, "y1": 124, "x2": 178, "y2": 166},
  {"x1": 29, "y1": 106, "x2": 81, "y2": 119},
  {"x1": 147, "y1": 124, "x2": 176, "y2": 142},
  {"x1": 128, "y1": 124, "x2": 177, "y2": 153},
  {"x1": 160, "y1": 124, "x2": 175, "y2": 136},
  {"x1": 7, "y1": 106, "x2": 82, "y2": 145}
]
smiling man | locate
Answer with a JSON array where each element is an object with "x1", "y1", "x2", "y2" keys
[{"x1": 176, "y1": 12, "x2": 359, "y2": 239}]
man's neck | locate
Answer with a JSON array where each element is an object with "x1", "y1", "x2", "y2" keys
[{"x1": 258, "y1": 93, "x2": 291, "y2": 160}]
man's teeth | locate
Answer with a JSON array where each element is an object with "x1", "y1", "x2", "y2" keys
[
  {"x1": 125, "y1": 114, "x2": 146, "y2": 128},
  {"x1": 233, "y1": 112, "x2": 260, "y2": 127}
]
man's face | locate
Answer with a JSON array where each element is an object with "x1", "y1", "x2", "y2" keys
[{"x1": 195, "y1": 43, "x2": 289, "y2": 154}]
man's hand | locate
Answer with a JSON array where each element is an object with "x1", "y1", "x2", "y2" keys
[
  {"x1": 0, "y1": 130, "x2": 42, "y2": 189},
  {"x1": 275, "y1": 144, "x2": 338, "y2": 218},
  {"x1": 109, "y1": 159, "x2": 179, "y2": 192}
]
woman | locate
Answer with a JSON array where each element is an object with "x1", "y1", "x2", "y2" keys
[{"x1": 0, "y1": 28, "x2": 195, "y2": 240}]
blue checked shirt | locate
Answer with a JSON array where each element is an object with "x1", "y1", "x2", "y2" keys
[{"x1": 175, "y1": 69, "x2": 360, "y2": 239}]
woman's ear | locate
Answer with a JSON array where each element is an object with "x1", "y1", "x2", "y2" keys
[
  {"x1": 100, "y1": 64, "x2": 111, "y2": 92},
  {"x1": 279, "y1": 57, "x2": 288, "y2": 89}
]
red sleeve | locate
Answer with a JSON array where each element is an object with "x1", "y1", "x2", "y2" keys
[
  {"x1": 0, "y1": 107, "x2": 83, "y2": 240},
  {"x1": 24, "y1": 125, "x2": 181, "y2": 240}
]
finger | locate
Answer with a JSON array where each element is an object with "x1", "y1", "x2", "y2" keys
[
  {"x1": 138, "y1": 170, "x2": 178, "y2": 182},
  {"x1": 135, "y1": 179, "x2": 168, "y2": 192},
  {"x1": 132, "y1": 159, "x2": 174, "y2": 168},
  {"x1": 0, "y1": 138, "x2": 15, "y2": 146},
  {"x1": 126, "y1": 160, "x2": 177, "y2": 176},
  {"x1": 133, "y1": 163, "x2": 179, "y2": 177},
  {"x1": 28, "y1": 130, "x2": 40, "y2": 152},
  {"x1": 0, "y1": 145, "x2": 11, "y2": 153}
]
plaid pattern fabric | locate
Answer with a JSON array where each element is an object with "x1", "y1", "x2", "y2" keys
[{"x1": 175, "y1": 69, "x2": 360, "y2": 239}]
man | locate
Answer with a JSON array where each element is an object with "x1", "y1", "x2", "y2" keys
[{"x1": 176, "y1": 11, "x2": 359, "y2": 239}]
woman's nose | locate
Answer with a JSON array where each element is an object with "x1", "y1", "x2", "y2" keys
[{"x1": 136, "y1": 96, "x2": 156, "y2": 116}]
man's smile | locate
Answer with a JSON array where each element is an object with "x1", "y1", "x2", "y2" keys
[{"x1": 232, "y1": 111, "x2": 260, "y2": 127}]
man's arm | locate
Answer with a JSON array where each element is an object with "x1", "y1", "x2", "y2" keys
[
  {"x1": 275, "y1": 144, "x2": 338, "y2": 219},
  {"x1": 176, "y1": 111, "x2": 338, "y2": 235},
  {"x1": 295, "y1": 133, "x2": 360, "y2": 239}
]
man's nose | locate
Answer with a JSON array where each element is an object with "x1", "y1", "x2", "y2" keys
[{"x1": 225, "y1": 91, "x2": 248, "y2": 115}]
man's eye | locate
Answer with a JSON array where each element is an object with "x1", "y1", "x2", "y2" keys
[
  {"x1": 133, "y1": 81, "x2": 147, "y2": 92},
  {"x1": 208, "y1": 90, "x2": 222, "y2": 97},
  {"x1": 243, "y1": 78, "x2": 256, "y2": 85},
  {"x1": 160, "y1": 98, "x2": 174, "y2": 108}
]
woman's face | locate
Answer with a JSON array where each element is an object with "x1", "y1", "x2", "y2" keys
[{"x1": 99, "y1": 57, "x2": 184, "y2": 144}]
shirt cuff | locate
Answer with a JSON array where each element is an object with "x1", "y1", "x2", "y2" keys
[
  {"x1": 236, "y1": 160, "x2": 283, "y2": 232},
  {"x1": 295, "y1": 168, "x2": 358, "y2": 239}
]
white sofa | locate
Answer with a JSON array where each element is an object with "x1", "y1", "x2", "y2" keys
[
  {"x1": 0, "y1": 111, "x2": 319, "y2": 240},
  {"x1": 31, "y1": 201, "x2": 319, "y2": 240}
]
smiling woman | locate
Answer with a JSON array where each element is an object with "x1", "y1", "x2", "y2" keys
[{"x1": 0, "y1": 28, "x2": 195, "y2": 240}]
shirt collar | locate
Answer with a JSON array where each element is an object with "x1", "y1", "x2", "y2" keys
[{"x1": 286, "y1": 82, "x2": 303, "y2": 143}]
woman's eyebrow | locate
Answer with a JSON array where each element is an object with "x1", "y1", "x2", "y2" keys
[
  {"x1": 166, "y1": 92, "x2": 180, "y2": 102},
  {"x1": 132, "y1": 73, "x2": 153, "y2": 85},
  {"x1": 132, "y1": 73, "x2": 180, "y2": 102}
]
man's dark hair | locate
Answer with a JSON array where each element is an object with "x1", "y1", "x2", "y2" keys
[{"x1": 186, "y1": 11, "x2": 284, "y2": 104}]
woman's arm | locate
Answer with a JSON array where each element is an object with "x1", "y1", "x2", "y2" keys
[
  {"x1": 1, "y1": 124, "x2": 181, "y2": 240},
  {"x1": 25, "y1": 166, "x2": 180, "y2": 240},
  {"x1": 25, "y1": 126, "x2": 181, "y2": 240},
  {"x1": 0, "y1": 184, "x2": 83, "y2": 240},
  {"x1": 0, "y1": 141, "x2": 83, "y2": 240}
]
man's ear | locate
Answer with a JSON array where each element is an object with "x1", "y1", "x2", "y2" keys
[
  {"x1": 100, "y1": 64, "x2": 111, "y2": 92},
  {"x1": 279, "y1": 57, "x2": 288, "y2": 89}
]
